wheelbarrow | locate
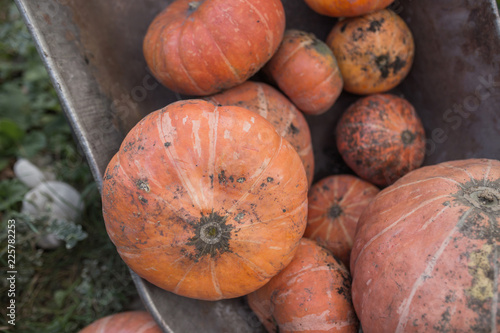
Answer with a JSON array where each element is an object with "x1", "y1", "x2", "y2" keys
[{"x1": 14, "y1": 0, "x2": 500, "y2": 331}]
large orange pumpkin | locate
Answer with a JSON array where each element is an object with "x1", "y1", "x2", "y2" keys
[
  {"x1": 264, "y1": 29, "x2": 343, "y2": 115},
  {"x1": 304, "y1": 0, "x2": 395, "y2": 17},
  {"x1": 336, "y1": 94, "x2": 425, "y2": 187},
  {"x1": 102, "y1": 99, "x2": 308, "y2": 301},
  {"x1": 305, "y1": 174, "x2": 379, "y2": 268},
  {"x1": 206, "y1": 81, "x2": 315, "y2": 187},
  {"x1": 79, "y1": 311, "x2": 161, "y2": 333},
  {"x1": 248, "y1": 238, "x2": 359, "y2": 332},
  {"x1": 351, "y1": 159, "x2": 500, "y2": 332},
  {"x1": 326, "y1": 9, "x2": 414, "y2": 95},
  {"x1": 143, "y1": 0, "x2": 285, "y2": 96}
]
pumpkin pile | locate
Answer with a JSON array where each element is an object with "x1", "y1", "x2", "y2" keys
[{"x1": 100, "y1": 0, "x2": 500, "y2": 332}]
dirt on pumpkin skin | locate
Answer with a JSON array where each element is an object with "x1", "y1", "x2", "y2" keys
[
  {"x1": 451, "y1": 178, "x2": 500, "y2": 331},
  {"x1": 326, "y1": 9, "x2": 414, "y2": 94},
  {"x1": 335, "y1": 94, "x2": 425, "y2": 186}
]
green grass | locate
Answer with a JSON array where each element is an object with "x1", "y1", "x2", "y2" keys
[{"x1": 0, "y1": 1, "x2": 137, "y2": 331}]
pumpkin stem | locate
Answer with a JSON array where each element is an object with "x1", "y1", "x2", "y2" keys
[
  {"x1": 200, "y1": 222, "x2": 222, "y2": 244},
  {"x1": 188, "y1": 1, "x2": 201, "y2": 12},
  {"x1": 328, "y1": 204, "x2": 343, "y2": 219},
  {"x1": 463, "y1": 186, "x2": 500, "y2": 212},
  {"x1": 401, "y1": 130, "x2": 416, "y2": 146},
  {"x1": 472, "y1": 189, "x2": 499, "y2": 208},
  {"x1": 186, "y1": 211, "x2": 234, "y2": 260}
]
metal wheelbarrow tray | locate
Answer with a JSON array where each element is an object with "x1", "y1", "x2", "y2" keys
[{"x1": 15, "y1": 0, "x2": 500, "y2": 332}]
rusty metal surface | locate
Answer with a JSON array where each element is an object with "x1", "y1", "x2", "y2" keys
[{"x1": 14, "y1": 0, "x2": 500, "y2": 332}]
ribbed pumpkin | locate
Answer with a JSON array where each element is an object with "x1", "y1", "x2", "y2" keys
[
  {"x1": 143, "y1": 0, "x2": 285, "y2": 96},
  {"x1": 206, "y1": 81, "x2": 315, "y2": 187},
  {"x1": 79, "y1": 311, "x2": 161, "y2": 333},
  {"x1": 326, "y1": 9, "x2": 414, "y2": 95},
  {"x1": 305, "y1": 174, "x2": 379, "y2": 268},
  {"x1": 102, "y1": 100, "x2": 308, "y2": 300},
  {"x1": 248, "y1": 238, "x2": 359, "y2": 332},
  {"x1": 336, "y1": 94, "x2": 425, "y2": 187},
  {"x1": 264, "y1": 29, "x2": 343, "y2": 115},
  {"x1": 304, "y1": 0, "x2": 395, "y2": 17},
  {"x1": 351, "y1": 159, "x2": 500, "y2": 333}
]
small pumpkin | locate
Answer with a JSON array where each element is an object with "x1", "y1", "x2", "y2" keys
[
  {"x1": 102, "y1": 99, "x2": 308, "y2": 301},
  {"x1": 206, "y1": 81, "x2": 315, "y2": 187},
  {"x1": 248, "y1": 238, "x2": 359, "y2": 333},
  {"x1": 303, "y1": 0, "x2": 395, "y2": 17},
  {"x1": 326, "y1": 9, "x2": 414, "y2": 95},
  {"x1": 143, "y1": 0, "x2": 285, "y2": 96},
  {"x1": 305, "y1": 174, "x2": 379, "y2": 268},
  {"x1": 79, "y1": 311, "x2": 161, "y2": 333},
  {"x1": 350, "y1": 158, "x2": 500, "y2": 333},
  {"x1": 336, "y1": 94, "x2": 425, "y2": 187},
  {"x1": 264, "y1": 29, "x2": 343, "y2": 115}
]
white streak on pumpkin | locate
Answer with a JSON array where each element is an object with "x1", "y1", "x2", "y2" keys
[
  {"x1": 224, "y1": 129, "x2": 232, "y2": 140},
  {"x1": 240, "y1": 0, "x2": 272, "y2": 60},
  {"x1": 256, "y1": 83, "x2": 268, "y2": 119},
  {"x1": 337, "y1": 216, "x2": 353, "y2": 246},
  {"x1": 97, "y1": 315, "x2": 112, "y2": 333},
  {"x1": 483, "y1": 159, "x2": 492, "y2": 185},
  {"x1": 208, "y1": 108, "x2": 219, "y2": 211},
  {"x1": 280, "y1": 109, "x2": 296, "y2": 138},
  {"x1": 233, "y1": 238, "x2": 264, "y2": 245},
  {"x1": 136, "y1": 320, "x2": 159, "y2": 333},
  {"x1": 273, "y1": 37, "x2": 312, "y2": 75},
  {"x1": 191, "y1": 120, "x2": 202, "y2": 158},
  {"x1": 378, "y1": 177, "x2": 465, "y2": 199},
  {"x1": 173, "y1": 261, "x2": 196, "y2": 294},
  {"x1": 283, "y1": 263, "x2": 313, "y2": 278},
  {"x1": 233, "y1": 252, "x2": 270, "y2": 279},
  {"x1": 274, "y1": 288, "x2": 293, "y2": 303},
  {"x1": 203, "y1": 17, "x2": 242, "y2": 82},
  {"x1": 307, "y1": 205, "x2": 325, "y2": 213},
  {"x1": 342, "y1": 120, "x2": 393, "y2": 133},
  {"x1": 311, "y1": 217, "x2": 330, "y2": 242},
  {"x1": 354, "y1": 194, "x2": 450, "y2": 270},
  {"x1": 210, "y1": 260, "x2": 223, "y2": 299},
  {"x1": 419, "y1": 206, "x2": 449, "y2": 231},
  {"x1": 298, "y1": 143, "x2": 313, "y2": 158},
  {"x1": 175, "y1": 45, "x2": 209, "y2": 95},
  {"x1": 439, "y1": 162, "x2": 478, "y2": 186},
  {"x1": 285, "y1": 266, "x2": 331, "y2": 286},
  {"x1": 119, "y1": 251, "x2": 142, "y2": 259},
  {"x1": 395, "y1": 208, "x2": 473, "y2": 333},
  {"x1": 340, "y1": 178, "x2": 359, "y2": 205},
  {"x1": 158, "y1": 112, "x2": 203, "y2": 210},
  {"x1": 345, "y1": 198, "x2": 377, "y2": 209},
  {"x1": 243, "y1": 121, "x2": 252, "y2": 132},
  {"x1": 280, "y1": 310, "x2": 355, "y2": 331}
]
